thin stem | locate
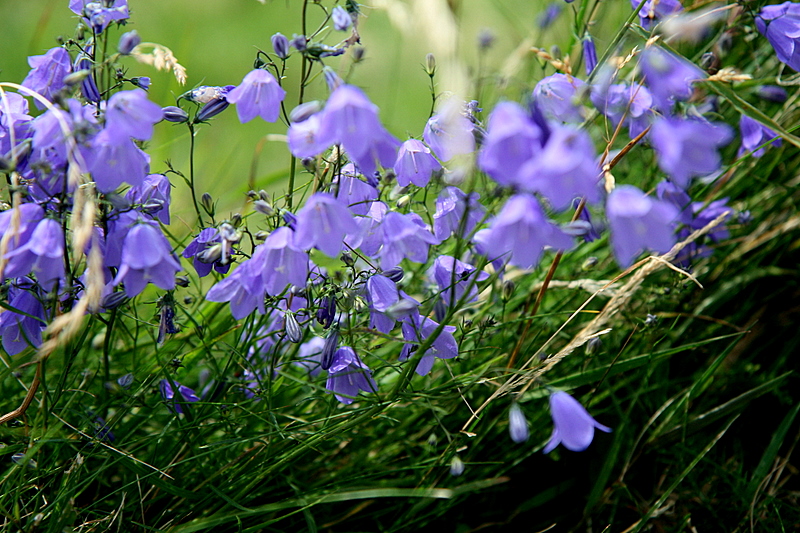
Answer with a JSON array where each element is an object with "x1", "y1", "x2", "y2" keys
[{"x1": 187, "y1": 123, "x2": 204, "y2": 227}]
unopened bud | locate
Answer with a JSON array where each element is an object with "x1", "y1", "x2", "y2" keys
[
  {"x1": 425, "y1": 53, "x2": 436, "y2": 76},
  {"x1": 253, "y1": 199, "x2": 274, "y2": 216},
  {"x1": 320, "y1": 327, "x2": 340, "y2": 370},
  {"x1": 396, "y1": 194, "x2": 411, "y2": 209},
  {"x1": 352, "y1": 46, "x2": 365, "y2": 62},
  {"x1": 323, "y1": 66, "x2": 343, "y2": 91},
  {"x1": 271, "y1": 32, "x2": 290, "y2": 59},
  {"x1": 162, "y1": 106, "x2": 189, "y2": 123},
  {"x1": 382, "y1": 267, "x2": 404, "y2": 283},
  {"x1": 63, "y1": 69, "x2": 91, "y2": 86},
  {"x1": 289, "y1": 101, "x2": 322, "y2": 123},
  {"x1": 502, "y1": 280, "x2": 515, "y2": 301},
  {"x1": 586, "y1": 336, "x2": 602, "y2": 355},
  {"x1": 284, "y1": 312, "x2": 303, "y2": 343},
  {"x1": 118, "y1": 30, "x2": 141, "y2": 55},
  {"x1": 508, "y1": 403, "x2": 529, "y2": 443},
  {"x1": 254, "y1": 231, "x2": 269, "y2": 240},
  {"x1": 101, "y1": 292, "x2": 128, "y2": 310},
  {"x1": 450, "y1": 455, "x2": 464, "y2": 477},
  {"x1": 175, "y1": 276, "x2": 190, "y2": 288},
  {"x1": 230, "y1": 213, "x2": 243, "y2": 227},
  {"x1": 195, "y1": 97, "x2": 230, "y2": 122},
  {"x1": 200, "y1": 193, "x2": 214, "y2": 215}
]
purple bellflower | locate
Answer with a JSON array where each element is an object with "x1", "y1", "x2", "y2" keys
[
  {"x1": 258, "y1": 227, "x2": 310, "y2": 295},
  {"x1": 159, "y1": 379, "x2": 200, "y2": 415},
  {"x1": 590, "y1": 82, "x2": 654, "y2": 139},
  {"x1": 316, "y1": 84, "x2": 401, "y2": 176},
  {"x1": 478, "y1": 101, "x2": 545, "y2": 188},
  {"x1": 0, "y1": 204, "x2": 45, "y2": 272},
  {"x1": 377, "y1": 212, "x2": 438, "y2": 270},
  {"x1": 394, "y1": 139, "x2": 442, "y2": 187},
  {"x1": 474, "y1": 194, "x2": 574, "y2": 270},
  {"x1": 423, "y1": 105, "x2": 475, "y2": 162},
  {"x1": 583, "y1": 34, "x2": 598, "y2": 75},
  {"x1": 21, "y1": 47, "x2": 72, "y2": 109},
  {"x1": 326, "y1": 346, "x2": 377, "y2": 404},
  {"x1": 543, "y1": 391, "x2": 611, "y2": 453},
  {"x1": 650, "y1": 116, "x2": 733, "y2": 188},
  {"x1": 183, "y1": 227, "x2": 230, "y2": 277},
  {"x1": 365, "y1": 274, "x2": 401, "y2": 333},
  {"x1": 639, "y1": 45, "x2": 704, "y2": 113},
  {"x1": 738, "y1": 114, "x2": 781, "y2": 158},
  {"x1": 288, "y1": 113, "x2": 330, "y2": 159},
  {"x1": 206, "y1": 258, "x2": 266, "y2": 319},
  {"x1": 433, "y1": 186, "x2": 485, "y2": 242},
  {"x1": 533, "y1": 74, "x2": 587, "y2": 123},
  {"x1": 272, "y1": 32, "x2": 290, "y2": 59},
  {"x1": 399, "y1": 315, "x2": 458, "y2": 376},
  {"x1": 70, "y1": 0, "x2": 129, "y2": 33},
  {"x1": 518, "y1": 123, "x2": 602, "y2": 211},
  {"x1": 331, "y1": 168, "x2": 378, "y2": 216},
  {"x1": 429, "y1": 256, "x2": 488, "y2": 306},
  {"x1": 83, "y1": 129, "x2": 149, "y2": 192},
  {"x1": 3, "y1": 218, "x2": 65, "y2": 291},
  {"x1": 226, "y1": 69, "x2": 287, "y2": 123},
  {"x1": 0, "y1": 283, "x2": 46, "y2": 356},
  {"x1": 538, "y1": 2, "x2": 563, "y2": 29},
  {"x1": 126, "y1": 173, "x2": 172, "y2": 224},
  {"x1": 74, "y1": 53, "x2": 100, "y2": 103},
  {"x1": 756, "y1": 2, "x2": 800, "y2": 72},
  {"x1": 632, "y1": 0, "x2": 683, "y2": 30},
  {"x1": 113, "y1": 219, "x2": 181, "y2": 297},
  {"x1": 607, "y1": 185, "x2": 680, "y2": 268},
  {"x1": 293, "y1": 192, "x2": 359, "y2": 258},
  {"x1": 332, "y1": 5, "x2": 353, "y2": 31},
  {"x1": 656, "y1": 180, "x2": 694, "y2": 225}
]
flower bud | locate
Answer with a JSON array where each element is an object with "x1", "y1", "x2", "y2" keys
[
  {"x1": 585, "y1": 336, "x2": 602, "y2": 355},
  {"x1": 509, "y1": 403, "x2": 529, "y2": 443},
  {"x1": 271, "y1": 32, "x2": 290, "y2": 59},
  {"x1": 162, "y1": 106, "x2": 189, "y2": 123},
  {"x1": 253, "y1": 199, "x2": 274, "y2": 216},
  {"x1": 502, "y1": 280, "x2": 515, "y2": 301},
  {"x1": 382, "y1": 267, "x2": 404, "y2": 283},
  {"x1": 582, "y1": 33, "x2": 597, "y2": 76},
  {"x1": 340, "y1": 251, "x2": 355, "y2": 267},
  {"x1": 200, "y1": 193, "x2": 214, "y2": 215},
  {"x1": 131, "y1": 76, "x2": 150, "y2": 90},
  {"x1": 449, "y1": 455, "x2": 464, "y2": 477},
  {"x1": 118, "y1": 30, "x2": 141, "y2": 55},
  {"x1": 284, "y1": 312, "x2": 303, "y2": 343},
  {"x1": 425, "y1": 53, "x2": 436, "y2": 76},
  {"x1": 117, "y1": 373, "x2": 134, "y2": 389},
  {"x1": 175, "y1": 276, "x2": 190, "y2": 288},
  {"x1": 195, "y1": 97, "x2": 230, "y2": 122},
  {"x1": 290, "y1": 34, "x2": 308, "y2": 52},
  {"x1": 477, "y1": 28, "x2": 495, "y2": 50},
  {"x1": 63, "y1": 69, "x2": 91, "y2": 86},
  {"x1": 757, "y1": 85, "x2": 788, "y2": 103},
  {"x1": 352, "y1": 46, "x2": 365, "y2": 62},
  {"x1": 332, "y1": 5, "x2": 352, "y2": 31},
  {"x1": 433, "y1": 298, "x2": 447, "y2": 323},
  {"x1": 101, "y1": 291, "x2": 128, "y2": 310},
  {"x1": 323, "y1": 67, "x2": 343, "y2": 91},
  {"x1": 254, "y1": 231, "x2": 269, "y2": 240},
  {"x1": 289, "y1": 101, "x2": 322, "y2": 123},
  {"x1": 320, "y1": 327, "x2": 339, "y2": 370}
]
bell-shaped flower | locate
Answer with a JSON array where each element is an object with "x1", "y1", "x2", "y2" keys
[
  {"x1": 126, "y1": 173, "x2": 172, "y2": 224},
  {"x1": 632, "y1": 0, "x2": 682, "y2": 30},
  {"x1": 0, "y1": 283, "x2": 46, "y2": 356},
  {"x1": 294, "y1": 192, "x2": 359, "y2": 258},
  {"x1": 650, "y1": 116, "x2": 732, "y2": 188},
  {"x1": 423, "y1": 106, "x2": 475, "y2": 162},
  {"x1": 590, "y1": 82, "x2": 654, "y2": 139},
  {"x1": 399, "y1": 314, "x2": 458, "y2": 376},
  {"x1": 3, "y1": 218, "x2": 64, "y2": 291},
  {"x1": 474, "y1": 194, "x2": 574, "y2": 270},
  {"x1": 433, "y1": 187, "x2": 485, "y2": 241},
  {"x1": 113, "y1": 219, "x2": 181, "y2": 297},
  {"x1": 105, "y1": 89, "x2": 163, "y2": 142},
  {"x1": 21, "y1": 47, "x2": 72, "y2": 109},
  {"x1": 607, "y1": 185, "x2": 679, "y2": 268},
  {"x1": 183, "y1": 227, "x2": 230, "y2": 278},
  {"x1": 394, "y1": 139, "x2": 441, "y2": 187},
  {"x1": 159, "y1": 379, "x2": 200, "y2": 415},
  {"x1": 518, "y1": 124, "x2": 602, "y2": 211},
  {"x1": 331, "y1": 168, "x2": 378, "y2": 216},
  {"x1": 429, "y1": 256, "x2": 488, "y2": 306},
  {"x1": 533, "y1": 73, "x2": 586, "y2": 123},
  {"x1": 509, "y1": 403, "x2": 529, "y2": 443},
  {"x1": 288, "y1": 113, "x2": 330, "y2": 159},
  {"x1": 639, "y1": 45, "x2": 704, "y2": 112},
  {"x1": 326, "y1": 346, "x2": 377, "y2": 404},
  {"x1": 257, "y1": 227, "x2": 310, "y2": 295},
  {"x1": 738, "y1": 114, "x2": 781, "y2": 158},
  {"x1": 316, "y1": 84, "x2": 400, "y2": 175},
  {"x1": 226, "y1": 69, "x2": 287, "y2": 123},
  {"x1": 0, "y1": 204, "x2": 45, "y2": 273},
  {"x1": 543, "y1": 391, "x2": 611, "y2": 453},
  {"x1": 206, "y1": 258, "x2": 267, "y2": 319},
  {"x1": 756, "y1": 2, "x2": 800, "y2": 72},
  {"x1": 377, "y1": 212, "x2": 438, "y2": 270},
  {"x1": 83, "y1": 128, "x2": 149, "y2": 192},
  {"x1": 478, "y1": 101, "x2": 545, "y2": 187}
]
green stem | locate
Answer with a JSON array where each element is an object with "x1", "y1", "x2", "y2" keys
[{"x1": 187, "y1": 123, "x2": 204, "y2": 227}]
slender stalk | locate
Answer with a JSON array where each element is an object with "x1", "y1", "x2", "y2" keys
[{"x1": 187, "y1": 123, "x2": 204, "y2": 227}]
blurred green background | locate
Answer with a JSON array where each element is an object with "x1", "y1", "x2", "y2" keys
[{"x1": 0, "y1": 0, "x2": 625, "y2": 232}]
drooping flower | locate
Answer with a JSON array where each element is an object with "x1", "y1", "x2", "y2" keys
[
  {"x1": 0, "y1": 203, "x2": 45, "y2": 273},
  {"x1": 326, "y1": 346, "x2": 377, "y2": 404},
  {"x1": 0, "y1": 283, "x2": 46, "y2": 356},
  {"x1": 83, "y1": 129, "x2": 149, "y2": 192},
  {"x1": 509, "y1": 403, "x2": 529, "y2": 443},
  {"x1": 632, "y1": 0, "x2": 682, "y2": 30},
  {"x1": 21, "y1": 47, "x2": 72, "y2": 109},
  {"x1": 182, "y1": 228, "x2": 230, "y2": 277},
  {"x1": 257, "y1": 227, "x2": 310, "y2": 295},
  {"x1": 332, "y1": 5, "x2": 352, "y2": 31},
  {"x1": 590, "y1": 82, "x2": 654, "y2": 139},
  {"x1": 737, "y1": 114, "x2": 781, "y2": 158},
  {"x1": 70, "y1": 0, "x2": 129, "y2": 33},
  {"x1": 423, "y1": 103, "x2": 475, "y2": 162},
  {"x1": 474, "y1": 194, "x2": 574, "y2": 270},
  {"x1": 606, "y1": 185, "x2": 680, "y2": 268},
  {"x1": 3, "y1": 218, "x2": 65, "y2": 291},
  {"x1": 331, "y1": 168, "x2": 378, "y2": 216},
  {"x1": 433, "y1": 186, "x2": 485, "y2": 242},
  {"x1": 583, "y1": 33, "x2": 598, "y2": 76},
  {"x1": 756, "y1": 2, "x2": 800, "y2": 72},
  {"x1": 271, "y1": 32, "x2": 290, "y2": 59},
  {"x1": 206, "y1": 258, "x2": 266, "y2": 319},
  {"x1": 429, "y1": 256, "x2": 488, "y2": 306},
  {"x1": 159, "y1": 379, "x2": 200, "y2": 415},
  {"x1": 74, "y1": 53, "x2": 100, "y2": 103},
  {"x1": 478, "y1": 101, "x2": 545, "y2": 188},
  {"x1": 649, "y1": 116, "x2": 733, "y2": 188},
  {"x1": 394, "y1": 139, "x2": 441, "y2": 187},
  {"x1": 287, "y1": 113, "x2": 329, "y2": 159},
  {"x1": 543, "y1": 391, "x2": 611, "y2": 453},
  {"x1": 639, "y1": 45, "x2": 704, "y2": 112},
  {"x1": 226, "y1": 69, "x2": 287, "y2": 123},
  {"x1": 293, "y1": 193, "x2": 359, "y2": 258},
  {"x1": 113, "y1": 219, "x2": 182, "y2": 297},
  {"x1": 377, "y1": 212, "x2": 438, "y2": 270},
  {"x1": 126, "y1": 173, "x2": 172, "y2": 224},
  {"x1": 533, "y1": 74, "x2": 586, "y2": 123},
  {"x1": 399, "y1": 314, "x2": 459, "y2": 376}
]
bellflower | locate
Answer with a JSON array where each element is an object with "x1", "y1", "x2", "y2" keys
[
  {"x1": 257, "y1": 227, "x2": 310, "y2": 295},
  {"x1": 226, "y1": 69, "x2": 287, "y2": 123},
  {"x1": 590, "y1": 82, "x2": 654, "y2": 139},
  {"x1": 0, "y1": 284, "x2": 46, "y2": 356},
  {"x1": 394, "y1": 139, "x2": 442, "y2": 187},
  {"x1": 21, "y1": 47, "x2": 72, "y2": 109},
  {"x1": 316, "y1": 84, "x2": 400, "y2": 176},
  {"x1": 183, "y1": 228, "x2": 230, "y2": 277},
  {"x1": 377, "y1": 212, "x2": 438, "y2": 270},
  {"x1": 70, "y1": 0, "x2": 129, "y2": 33},
  {"x1": 399, "y1": 315, "x2": 458, "y2": 376},
  {"x1": 423, "y1": 104, "x2": 475, "y2": 162},
  {"x1": 607, "y1": 185, "x2": 680, "y2": 268},
  {"x1": 756, "y1": 2, "x2": 800, "y2": 72},
  {"x1": 206, "y1": 258, "x2": 267, "y2": 319},
  {"x1": 533, "y1": 74, "x2": 586, "y2": 123},
  {"x1": 433, "y1": 186, "x2": 485, "y2": 241},
  {"x1": 639, "y1": 45, "x2": 704, "y2": 112},
  {"x1": 478, "y1": 101, "x2": 545, "y2": 187},
  {"x1": 543, "y1": 391, "x2": 611, "y2": 453},
  {"x1": 650, "y1": 116, "x2": 733, "y2": 188},
  {"x1": 294, "y1": 192, "x2": 359, "y2": 258},
  {"x1": 272, "y1": 32, "x2": 290, "y2": 59},
  {"x1": 583, "y1": 34, "x2": 598, "y2": 75},
  {"x1": 656, "y1": 180, "x2": 694, "y2": 225},
  {"x1": 326, "y1": 346, "x2": 377, "y2": 404},
  {"x1": 474, "y1": 194, "x2": 574, "y2": 270},
  {"x1": 518, "y1": 123, "x2": 602, "y2": 211},
  {"x1": 738, "y1": 115, "x2": 781, "y2": 158},
  {"x1": 159, "y1": 379, "x2": 200, "y2": 415},
  {"x1": 632, "y1": 0, "x2": 682, "y2": 30},
  {"x1": 126, "y1": 173, "x2": 172, "y2": 224},
  {"x1": 113, "y1": 219, "x2": 182, "y2": 297},
  {"x1": 429, "y1": 256, "x2": 488, "y2": 306},
  {"x1": 105, "y1": 89, "x2": 163, "y2": 142},
  {"x1": 0, "y1": 203, "x2": 45, "y2": 269},
  {"x1": 287, "y1": 113, "x2": 330, "y2": 159},
  {"x1": 332, "y1": 168, "x2": 378, "y2": 216},
  {"x1": 365, "y1": 274, "x2": 400, "y2": 333},
  {"x1": 83, "y1": 129, "x2": 149, "y2": 192},
  {"x1": 3, "y1": 218, "x2": 65, "y2": 291},
  {"x1": 332, "y1": 6, "x2": 352, "y2": 31},
  {"x1": 74, "y1": 53, "x2": 100, "y2": 103},
  {"x1": 509, "y1": 403, "x2": 529, "y2": 443}
]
